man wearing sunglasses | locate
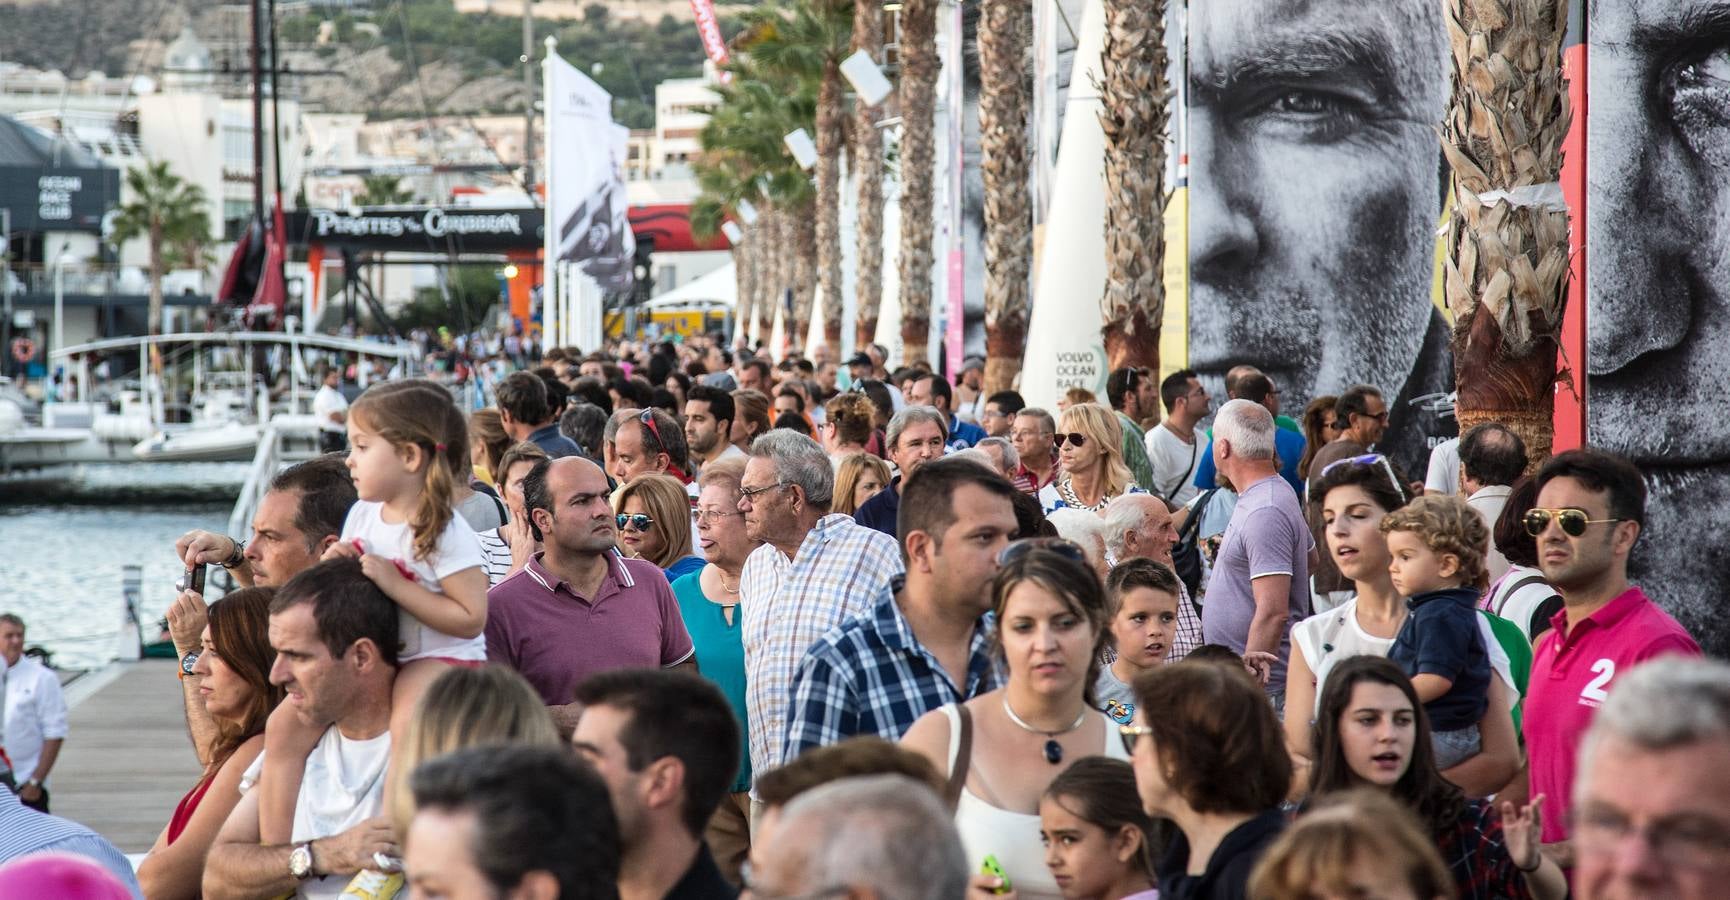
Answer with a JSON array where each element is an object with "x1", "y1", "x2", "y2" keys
[{"x1": 1522, "y1": 448, "x2": 1701, "y2": 870}]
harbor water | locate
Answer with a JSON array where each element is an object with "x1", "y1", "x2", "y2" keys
[{"x1": 0, "y1": 464, "x2": 243, "y2": 669}]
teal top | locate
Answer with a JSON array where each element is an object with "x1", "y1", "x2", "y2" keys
[{"x1": 671, "y1": 569, "x2": 752, "y2": 793}]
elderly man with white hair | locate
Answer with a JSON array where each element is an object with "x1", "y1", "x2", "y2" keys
[
  {"x1": 745, "y1": 775, "x2": 967, "y2": 900},
  {"x1": 1202, "y1": 399, "x2": 1313, "y2": 707},
  {"x1": 1571, "y1": 657, "x2": 1730, "y2": 900},
  {"x1": 1104, "y1": 494, "x2": 1203, "y2": 660},
  {"x1": 973, "y1": 436, "x2": 1020, "y2": 481}
]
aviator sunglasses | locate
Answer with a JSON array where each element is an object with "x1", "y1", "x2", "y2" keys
[
  {"x1": 616, "y1": 513, "x2": 655, "y2": 532},
  {"x1": 1523, "y1": 508, "x2": 1624, "y2": 538},
  {"x1": 1053, "y1": 432, "x2": 1089, "y2": 448}
]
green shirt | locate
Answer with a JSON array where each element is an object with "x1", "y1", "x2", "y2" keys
[{"x1": 671, "y1": 570, "x2": 752, "y2": 793}]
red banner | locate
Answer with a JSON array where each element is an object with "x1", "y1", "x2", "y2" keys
[{"x1": 687, "y1": 0, "x2": 731, "y2": 82}]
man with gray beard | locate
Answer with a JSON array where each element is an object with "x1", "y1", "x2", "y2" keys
[
  {"x1": 1186, "y1": 0, "x2": 1455, "y2": 479},
  {"x1": 1585, "y1": 0, "x2": 1730, "y2": 657}
]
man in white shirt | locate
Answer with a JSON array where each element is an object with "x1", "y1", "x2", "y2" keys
[
  {"x1": 1145, "y1": 368, "x2": 1212, "y2": 505},
  {"x1": 203, "y1": 559, "x2": 399, "y2": 900},
  {"x1": 311, "y1": 368, "x2": 349, "y2": 454},
  {"x1": 1458, "y1": 422, "x2": 1527, "y2": 583},
  {"x1": 1, "y1": 614, "x2": 66, "y2": 813}
]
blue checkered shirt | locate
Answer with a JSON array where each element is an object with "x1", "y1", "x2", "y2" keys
[
  {"x1": 783, "y1": 580, "x2": 1000, "y2": 761},
  {"x1": 741, "y1": 514, "x2": 904, "y2": 785}
]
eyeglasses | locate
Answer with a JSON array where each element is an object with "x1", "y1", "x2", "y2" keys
[
  {"x1": 739, "y1": 482, "x2": 793, "y2": 503},
  {"x1": 1119, "y1": 724, "x2": 1154, "y2": 755},
  {"x1": 694, "y1": 508, "x2": 743, "y2": 525},
  {"x1": 1571, "y1": 804, "x2": 1730, "y2": 870},
  {"x1": 1524, "y1": 507, "x2": 1625, "y2": 538},
  {"x1": 998, "y1": 537, "x2": 1089, "y2": 566},
  {"x1": 1053, "y1": 432, "x2": 1088, "y2": 448},
  {"x1": 1318, "y1": 453, "x2": 1407, "y2": 503},
  {"x1": 616, "y1": 513, "x2": 654, "y2": 532}
]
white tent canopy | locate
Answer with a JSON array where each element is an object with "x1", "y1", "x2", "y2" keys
[{"x1": 644, "y1": 261, "x2": 737, "y2": 309}]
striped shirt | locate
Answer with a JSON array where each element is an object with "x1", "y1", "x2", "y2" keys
[
  {"x1": 741, "y1": 514, "x2": 903, "y2": 785},
  {"x1": 783, "y1": 579, "x2": 999, "y2": 761},
  {"x1": 478, "y1": 528, "x2": 513, "y2": 585},
  {"x1": 0, "y1": 788, "x2": 141, "y2": 898}
]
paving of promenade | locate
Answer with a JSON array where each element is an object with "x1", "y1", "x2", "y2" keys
[{"x1": 52, "y1": 660, "x2": 205, "y2": 853}]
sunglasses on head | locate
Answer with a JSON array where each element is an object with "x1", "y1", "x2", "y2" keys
[
  {"x1": 1318, "y1": 453, "x2": 1407, "y2": 502},
  {"x1": 997, "y1": 537, "x2": 1089, "y2": 567},
  {"x1": 616, "y1": 513, "x2": 654, "y2": 532},
  {"x1": 1523, "y1": 507, "x2": 1624, "y2": 538},
  {"x1": 1053, "y1": 432, "x2": 1088, "y2": 448}
]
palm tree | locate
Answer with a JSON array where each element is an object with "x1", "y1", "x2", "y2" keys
[
  {"x1": 978, "y1": 0, "x2": 1032, "y2": 392},
  {"x1": 356, "y1": 174, "x2": 415, "y2": 206},
  {"x1": 897, "y1": 0, "x2": 939, "y2": 365},
  {"x1": 851, "y1": 0, "x2": 886, "y2": 349},
  {"x1": 1097, "y1": 0, "x2": 1168, "y2": 371},
  {"x1": 742, "y1": 1, "x2": 856, "y2": 350},
  {"x1": 1441, "y1": 0, "x2": 1571, "y2": 463},
  {"x1": 110, "y1": 161, "x2": 212, "y2": 336}
]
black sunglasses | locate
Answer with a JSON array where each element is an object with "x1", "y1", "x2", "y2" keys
[
  {"x1": 616, "y1": 513, "x2": 654, "y2": 532},
  {"x1": 1053, "y1": 432, "x2": 1088, "y2": 448},
  {"x1": 997, "y1": 538, "x2": 1089, "y2": 566}
]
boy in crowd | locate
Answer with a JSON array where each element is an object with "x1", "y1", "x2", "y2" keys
[{"x1": 1094, "y1": 559, "x2": 1182, "y2": 724}]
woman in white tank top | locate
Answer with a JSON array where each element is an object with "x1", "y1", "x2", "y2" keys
[{"x1": 902, "y1": 543, "x2": 1128, "y2": 900}]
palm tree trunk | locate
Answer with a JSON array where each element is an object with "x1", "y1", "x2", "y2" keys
[
  {"x1": 817, "y1": 56, "x2": 846, "y2": 349},
  {"x1": 792, "y1": 197, "x2": 818, "y2": 350},
  {"x1": 979, "y1": 0, "x2": 1033, "y2": 393},
  {"x1": 1098, "y1": 0, "x2": 1167, "y2": 371},
  {"x1": 734, "y1": 240, "x2": 755, "y2": 344},
  {"x1": 853, "y1": 0, "x2": 886, "y2": 350},
  {"x1": 1442, "y1": 0, "x2": 1571, "y2": 465},
  {"x1": 760, "y1": 206, "x2": 783, "y2": 343},
  {"x1": 148, "y1": 222, "x2": 165, "y2": 336},
  {"x1": 897, "y1": 0, "x2": 939, "y2": 366}
]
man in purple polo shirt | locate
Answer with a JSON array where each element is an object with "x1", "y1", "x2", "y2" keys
[
  {"x1": 1202, "y1": 399, "x2": 1312, "y2": 707},
  {"x1": 487, "y1": 457, "x2": 695, "y2": 731}
]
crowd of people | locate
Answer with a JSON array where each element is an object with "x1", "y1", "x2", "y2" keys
[{"x1": 0, "y1": 332, "x2": 1723, "y2": 900}]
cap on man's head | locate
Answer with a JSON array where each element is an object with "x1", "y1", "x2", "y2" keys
[
  {"x1": 846, "y1": 352, "x2": 873, "y2": 368},
  {"x1": 960, "y1": 357, "x2": 985, "y2": 374}
]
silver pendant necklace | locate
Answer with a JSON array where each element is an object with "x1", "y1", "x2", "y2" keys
[{"x1": 1002, "y1": 696, "x2": 1088, "y2": 764}]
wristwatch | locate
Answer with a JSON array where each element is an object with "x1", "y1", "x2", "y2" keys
[
  {"x1": 289, "y1": 842, "x2": 315, "y2": 880},
  {"x1": 221, "y1": 538, "x2": 247, "y2": 569},
  {"x1": 177, "y1": 650, "x2": 200, "y2": 681}
]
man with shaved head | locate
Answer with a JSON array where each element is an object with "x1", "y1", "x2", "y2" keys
[
  {"x1": 1186, "y1": 0, "x2": 1454, "y2": 478},
  {"x1": 485, "y1": 456, "x2": 695, "y2": 731}
]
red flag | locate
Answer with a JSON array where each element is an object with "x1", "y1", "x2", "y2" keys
[
  {"x1": 687, "y1": 0, "x2": 731, "y2": 82},
  {"x1": 245, "y1": 199, "x2": 288, "y2": 329}
]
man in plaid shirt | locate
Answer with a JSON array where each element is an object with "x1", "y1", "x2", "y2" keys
[
  {"x1": 782, "y1": 459, "x2": 1020, "y2": 760},
  {"x1": 738, "y1": 431, "x2": 903, "y2": 790}
]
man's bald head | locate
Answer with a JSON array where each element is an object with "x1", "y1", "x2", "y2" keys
[{"x1": 520, "y1": 455, "x2": 614, "y2": 548}]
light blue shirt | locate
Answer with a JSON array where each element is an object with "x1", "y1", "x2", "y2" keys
[{"x1": 0, "y1": 787, "x2": 142, "y2": 898}]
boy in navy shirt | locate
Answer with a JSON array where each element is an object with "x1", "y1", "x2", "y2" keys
[{"x1": 1380, "y1": 494, "x2": 1492, "y2": 768}]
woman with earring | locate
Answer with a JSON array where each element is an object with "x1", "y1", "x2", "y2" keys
[{"x1": 902, "y1": 542, "x2": 1128, "y2": 900}]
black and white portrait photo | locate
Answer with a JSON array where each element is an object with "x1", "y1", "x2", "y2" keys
[
  {"x1": 1184, "y1": 0, "x2": 1456, "y2": 477},
  {"x1": 1586, "y1": 0, "x2": 1730, "y2": 655}
]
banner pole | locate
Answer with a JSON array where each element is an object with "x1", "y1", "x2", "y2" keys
[{"x1": 542, "y1": 35, "x2": 559, "y2": 350}]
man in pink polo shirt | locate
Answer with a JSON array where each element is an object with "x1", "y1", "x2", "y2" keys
[
  {"x1": 1523, "y1": 448, "x2": 1701, "y2": 868},
  {"x1": 486, "y1": 457, "x2": 695, "y2": 732}
]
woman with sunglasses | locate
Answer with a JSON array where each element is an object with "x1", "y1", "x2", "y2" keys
[
  {"x1": 1307, "y1": 656, "x2": 1566, "y2": 900},
  {"x1": 1286, "y1": 455, "x2": 1521, "y2": 799},
  {"x1": 1039, "y1": 404, "x2": 1145, "y2": 515},
  {"x1": 138, "y1": 588, "x2": 286, "y2": 899},
  {"x1": 901, "y1": 542, "x2": 1128, "y2": 900},
  {"x1": 670, "y1": 457, "x2": 760, "y2": 882},
  {"x1": 614, "y1": 473, "x2": 705, "y2": 581}
]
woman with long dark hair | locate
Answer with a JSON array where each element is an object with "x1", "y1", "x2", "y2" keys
[
  {"x1": 1040, "y1": 758, "x2": 1166, "y2": 900},
  {"x1": 138, "y1": 588, "x2": 287, "y2": 899},
  {"x1": 1308, "y1": 656, "x2": 1565, "y2": 900}
]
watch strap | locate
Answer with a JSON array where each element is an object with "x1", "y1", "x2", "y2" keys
[{"x1": 221, "y1": 538, "x2": 246, "y2": 569}]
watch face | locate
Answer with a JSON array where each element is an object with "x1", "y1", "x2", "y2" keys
[{"x1": 181, "y1": 651, "x2": 200, "y2": 675}]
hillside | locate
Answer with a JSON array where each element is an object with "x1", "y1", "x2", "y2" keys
[{"x1": 0, "y1": 0, "x2": 749, "y2": 128}]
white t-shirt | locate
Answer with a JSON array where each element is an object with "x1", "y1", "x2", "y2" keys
[
  {"x1": 340, "y1": 500, "x2": 488, "y2": 662},
  {"x1": 1425, "y1": 437, "x2": 1462, "y2": 495},
  {"x1": 1291, "y1": 596, "x2": 1520, "y2": 717},
  {"x1": 1145, "y1": 422, "x2": 1204, "y2": 505},
  {"x1": 311, "y1": 385, "x2": 349, "y2": 435},
  {"x1": 3, "y1": 656, "x2": 67, "y2": 786},
  {"x1": 241, "y1": 728, "x2": 391, "y2": 900}
]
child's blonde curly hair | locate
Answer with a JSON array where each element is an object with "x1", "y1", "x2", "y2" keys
[{"x1": 1378, "y1": 494, "x2": 1490, "y2": 588}]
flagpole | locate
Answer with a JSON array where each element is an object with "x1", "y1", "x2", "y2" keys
[{"x1": 541, "y1": 35, "x2": 559, "y2": 350}]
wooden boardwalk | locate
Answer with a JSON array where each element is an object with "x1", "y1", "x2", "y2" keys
[{"x1": 52, "y1": 660, "x2": 205, "y2": 853}]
